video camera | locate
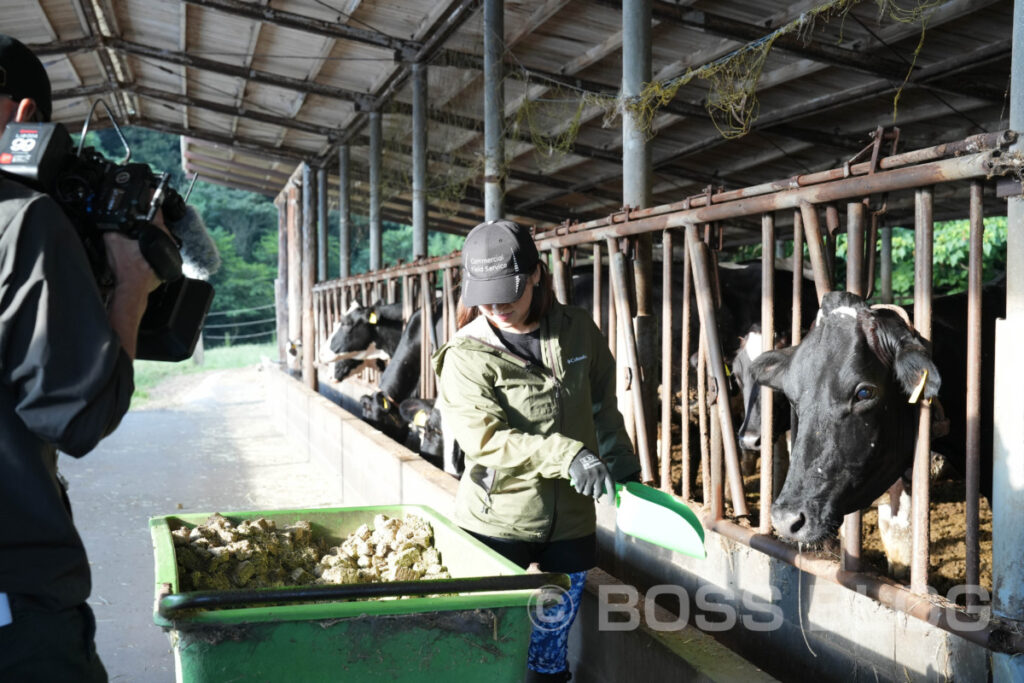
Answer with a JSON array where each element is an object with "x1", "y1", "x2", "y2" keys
[{"x1": 0, "y1": 110, "x2": 214, "y2": 362}]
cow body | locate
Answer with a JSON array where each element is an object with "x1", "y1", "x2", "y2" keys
[{"x1": 751, "y1": 283, "x2": 1002, "y2": 544}]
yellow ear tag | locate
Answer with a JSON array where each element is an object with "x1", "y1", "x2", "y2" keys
[
  {"x1": 368, "y1": 311, "x2": 378, "y2": 325},
  {"x1": 908, "y1": 369, "x2": 928, "y2": 405},
  {"x1": 724, "y1": 363, "x2": 732, "y2": 377},
  {"x1": 381, "y1": 397, "x2": 389, "y2": 410},
  {"x1": 413, "y1": 410, "x2": 428, "y2": 427}
]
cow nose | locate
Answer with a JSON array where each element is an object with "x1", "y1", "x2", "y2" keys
[
  {"x1": 738, "y1": 431, "x2": 761, "y2": 451},
  {"x1": 771, "y1": 507, "x2": 807, "y2": 539}
]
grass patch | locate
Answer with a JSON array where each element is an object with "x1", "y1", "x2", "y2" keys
[{"x1": 132, "y1": 342, "x2": 278, "y2": 403}]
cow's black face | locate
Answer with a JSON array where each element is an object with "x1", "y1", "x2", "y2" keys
[
  {"x1": 329, "y1": 306, "x2": 374, "y2": 355},
  {"x1": 751, "y1": 292, "x2": 940, "y2": 545},
  {"x1": 361, "y1": 391, "x2": 408, "y2": 442}
]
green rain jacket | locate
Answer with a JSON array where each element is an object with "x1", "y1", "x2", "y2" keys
[{"x1": 433, "y1": 301, "x2": 639, "y2": 542}]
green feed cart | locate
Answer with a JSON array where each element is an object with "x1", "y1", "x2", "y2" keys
[{"x1": 150, "y1": 504, "x2": 566, "y2": 683}]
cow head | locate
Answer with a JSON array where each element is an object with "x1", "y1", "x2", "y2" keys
[
  {"x1": 750, "y1": 291, "x2": 940, "y2": 544},
  {"x1": 360, "y1": 391, "x2": 409, "y2": 443},
  {"x1": 731, "y1": 325, "x2": 793, "y2": 453},
  {"x1": 329, "y1": 302, "x2": 381, "y2": 380},
  {"x1": 399, "y1": 398, "x2": 443, "y2": 467}
]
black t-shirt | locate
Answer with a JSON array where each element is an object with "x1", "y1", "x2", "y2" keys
[{"x1": 492, "y1": 326, "x2": 544, "y2": 368}]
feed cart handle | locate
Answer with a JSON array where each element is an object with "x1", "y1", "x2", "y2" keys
[{"x1": 158, "y1": 572, "x2": 571, "y2": 619}]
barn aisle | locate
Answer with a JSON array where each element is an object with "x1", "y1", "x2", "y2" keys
[{"x1": 58, "y1": 365, "x2": 340, "y2": 682}]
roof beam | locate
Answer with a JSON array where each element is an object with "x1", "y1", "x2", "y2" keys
[
  {"x1": 181, "y1": 0, "x2": 421, "y2": 58},
  {"x1": 136, "y1": 117, "x2": 311, "y2": 162},
  {"x1": 106, "y1": 37, "x2": 375, "y2": 109}
]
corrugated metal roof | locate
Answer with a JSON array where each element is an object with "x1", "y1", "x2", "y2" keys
[{"x1": 2, "y1": 0, "x2": 1014, "y2": 237}]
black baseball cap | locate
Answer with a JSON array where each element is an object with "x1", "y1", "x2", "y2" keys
[
  {"x1": 461, "y1": 220, "x2": 540, "y2": 306},
  {"x1": 0, "y1": 34, "x2": 52, "y2": 122}
]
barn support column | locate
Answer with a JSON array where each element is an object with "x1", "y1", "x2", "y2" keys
[
  {"x1": 621, "y1": 0, "x2": 656, "y2": 468},
  {"x1": 412, "y1": 61, "x2": 429, "y2": 260},
  {"x1": 369, "y1": 110, "x2": 383, "y2": 270},
  {"x1": 482, "y1": 0, "x2": 504, "y2": 220},
  {"x1": 301, "y1": 162, "x2": 318, "y2": 391},
  {"x1": 286, "y1": 180, "x2": 302, "y2": 376},
  {"x1": 992, "y1": 1, "x2": 1024, "y2": 679},
  {"x1": 338, "y1": 144, "x2": 351, "y2": 279},
  {"x1": 316, "y1": 167, "x2": 328, "y2": 281},
  {"x1": 274, "y1": 194, "x2": 288, "y2": 364}
]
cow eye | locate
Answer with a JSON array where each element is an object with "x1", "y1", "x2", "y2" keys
[{"x1": 854, "y1": 385, "x2": 876, "y2": 402}]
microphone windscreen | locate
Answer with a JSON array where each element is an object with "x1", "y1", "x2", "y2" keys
[{"x1": 166, "y1": 205, "x2": 221, "y2": 280}]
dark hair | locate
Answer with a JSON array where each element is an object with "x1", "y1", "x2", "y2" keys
[{"x1": 456, "y1": 261, "x2": 554, "y2": 329}]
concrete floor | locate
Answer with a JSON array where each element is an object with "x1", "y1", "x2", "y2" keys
[{"x1": 59, "y1": 366, "x2": 341, "y2": 682}]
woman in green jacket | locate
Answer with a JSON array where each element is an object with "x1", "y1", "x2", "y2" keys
[{"x1": 434, "y1": 220, "x2": 640, "y2": 682}]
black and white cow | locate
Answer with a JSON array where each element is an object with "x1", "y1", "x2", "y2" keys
[
  {"x1": 359, "y1": 302, "x2": 444, "y2": 445},
  {"x1": 750, "y1": 282, "x2": 1002, "y2": 545},
  {"x1": 326, "y1": 301, "x2": 407, "y2": 381},
  {"x1": 398, "y1": 397, "x2": 465, "y2": 477}
]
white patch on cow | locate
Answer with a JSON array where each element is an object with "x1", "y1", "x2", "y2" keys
[
  {"x1": 320, "y1": 341, "x2": 391, "y2": 365},
  {"x1": 877, "y1": 489, "x2": 912, "y2": 579},
  {"x1": 815, "y1": 305, "x2": 859, "y2": 326},
  {"x1": 344, "y1": 300, "x2": 361, "y2": 315},
  {"x1": 743, "y1": 332, "x2": 764, "y2": 362}
]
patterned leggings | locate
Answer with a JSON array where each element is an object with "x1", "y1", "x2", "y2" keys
[{"x1": 527, "y1": 570, "x2": 588, "y2": 675}]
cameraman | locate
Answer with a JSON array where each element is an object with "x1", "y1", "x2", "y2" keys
[{"x1": 0, "y1": 34, "x2": 167, "y2": 681}]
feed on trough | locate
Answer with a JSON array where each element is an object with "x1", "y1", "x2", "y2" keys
[{"x1": 172, "y1": 513, "x2": 450, "y2": 592}]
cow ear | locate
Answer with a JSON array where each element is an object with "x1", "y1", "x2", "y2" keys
[
  {"x1": 399, "y1": 398, "x2": 434, "y2": 422},
  {"x1": 749, "y1": 346, "x2": 796, "y2": 392},
  {"x1": 893, "y1": 345, "x2": 941, "y2": 401}
]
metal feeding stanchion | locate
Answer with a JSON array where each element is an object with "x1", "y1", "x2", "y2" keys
[
  {"x1": 759, "y1": 213, "x2": 775, "y2": 535},
  {"x1": 911, "y1": 187, "x2": 934, "y2": 595},
  {"x1": 684, "y1": 224, "x2": 748, "y2": 519},
  {"x1": 606, "y1": 238, "x2": 654, "y2": 484},
  {"x1": 661, "y1": 230, "x2": 675, "y2": 493}
]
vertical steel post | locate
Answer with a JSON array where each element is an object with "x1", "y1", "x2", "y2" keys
[
  {"x1": 791, "y1": 209, "x2": 805, "y2": 344},
  {"x1": 798, "y1": 201, "x2": 833, "y2": 303},
  {"x1": 880, "y1": 225, "x2": 893, "y2": 304},
  {"x1": 412, "y1": 62, "x2": 428, "y2": 260},
  {"x1": 317, "y1": 167, "x2": 328, "y2": 282},
  {"x1": 966, "y1": 181, "x2": 984, "y2": 608},
  {"x1": 369, "y1": 111, "x2": 383, "y2": 271},
  {"x1": 910, "y1": 187, "x2": 933, "y2": 594},
  {"x1": 301, "y1": 162, "x2": 318, "y2": 391},
  {"x1": 661, "y1": 230, "x2": 674, "y2": 493},
  {"x1": 622, "y1": 0, "x2": 657, "y2": 466},
  {"x1": 842, "y1": 200, "x2": 867, "y2": 570},
  {"x1": 275, "y1": 196, "x2": 288, "y2": 364},
  {"x1": 338, "y1": 145, "x2": 350, "y2": 278},
  {"x1": 993, "y1": 3, "x2": 1024, "y2": 678},
  {"x1": 483, "y1": 0, "x2": 504, "y2": 220},
  {"x1": 287, "y1": 183, "x2": 302, "y2": 375},
  {"x1": 759, "y1": 213, "x2": 775, "y2": 534},
  {"x1": 681, "y1": 240, "x2": 692, "y2": 500}
]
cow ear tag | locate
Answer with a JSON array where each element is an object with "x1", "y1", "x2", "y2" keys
[
  {"x1": 413, "y1": 410, "x2": 428, "y2": 427},
  {"x1": 908, "y1": 369, "x2": 929, "y2": 405},
  {"x1": 368, "y1": 311, "x2": 378, "y2": 325}
]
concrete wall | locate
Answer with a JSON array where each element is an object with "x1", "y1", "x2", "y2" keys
[{"x1": 263, "y1": 364, "x2": 989, "y2": 682}]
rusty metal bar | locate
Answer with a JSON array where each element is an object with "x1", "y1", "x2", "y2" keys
[
  {"x1": 798, "y1": 201, "x2": 834, "y2": 304},
  {"x1": 706, "y1": 517, "x2": 1024, "y2": 655},
  {"x1": 681, "y1": 241, "x2": 693, "y2": 500},
  {"x1": 420, "y1": 271, "x2": 437, "y2": 400},
  {"x1": 532, "y1": 153, "x2": 1000, "y2": 252},
  {"x1": 533, "y1": 133, "x2": 1015, "y2": 240},
  {"x1": 911, "y1": 187, "x2": 934, "y2": 594},
  {"x1": 697, "y1": 337, "x2": 710, "y2": 506},
  {"x1": 759, "y1": 213, "x2": 776, "y2": 534},
  {"x1": 966, "y1": 181, "x2": 984, "y2": 607},
  {"x1": 661, "y1": 230, "x2": 674, "y2": 493},
  {"x1": 842, "y1": 200, "x2": 868, "y2": 571},
  {"x1": 551, "y1": 247, "x2": 571, "y2": 305},
  {"x1": 792, "y1": 209, "x2": 805, "y2": 345},
  {"x1": 592, "y1": 244, "x2": 603, "y2": 332},
  {"x1": 607, "y1": 238, "x2": 653, "y2": 482},
  {"x1": 710, "y1": 390, "x2": 724, "y2": 520},
  {"x1": 865, "y1": 209, "x2": 879, "y2": 299},
  {"x1": 685, "y1": 225, "x2": 748, "y2": 517}
]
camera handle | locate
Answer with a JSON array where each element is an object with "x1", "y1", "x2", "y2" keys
[{"x1": 135, "y1": 222, "x2": 183, "y2": 282}]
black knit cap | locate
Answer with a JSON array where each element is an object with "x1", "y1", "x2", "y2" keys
[
  {"x1": 0, "y1": 34, "x2": 52, "y2": 122},
  {"x1": 460, "y1": 220, "x2": 540, "y2": 306}
]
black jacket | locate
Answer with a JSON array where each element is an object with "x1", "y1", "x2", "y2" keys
[{"x1": 0, "y1": 179, "x2": 133, "y2": 609}]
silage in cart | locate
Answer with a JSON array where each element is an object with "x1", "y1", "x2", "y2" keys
[{"x1": 151, "y1": 504, "x2": 563, "y2": 682}]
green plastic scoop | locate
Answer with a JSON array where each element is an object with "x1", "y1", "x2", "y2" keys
[{"x1": 614, "y1": 482, "x2": 706, "y2": 558}]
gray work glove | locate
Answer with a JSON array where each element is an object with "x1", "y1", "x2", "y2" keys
[{"x1": 568, "y1": 448, "x2": 615, "y2": 502}]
